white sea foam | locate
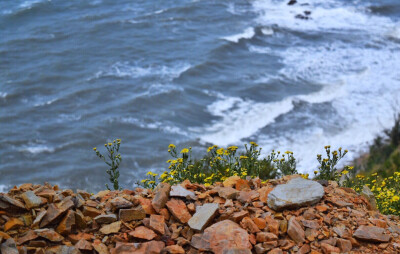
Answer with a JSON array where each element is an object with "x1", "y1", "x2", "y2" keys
[
  {"x1": 92, "y1": 62, "x2": 191, "y2": 80},
  {"x1": 197, "y1": 0, "x2": 400, "y2": 173},
  {"x1": 248, "y1": 45, "x2": 272, "y2": 54},
  {"x1": 0, "y1": 92, "x2": 7, "y2": 98},
  {"x1": 33, "y1": 97, "x2": 58, "y2": 107},
  {"x1": 222, "y1": 27, "x2": 255, "y2": 43},
  {"x1": 261, "y1": 27, "x2": 274, "y2": 35},
  {"x1": 19, "y1": 144, "x2": 55, "y2": 154},
  {"x1": 118, "y1": 117, "x2": 187, "y2": 135},
  {"x1": 0, "y1": 184, "x2": 8, "y2": 193},
  {"x1": 252, "y1": 0, "x2": 394, "y2": 34}
]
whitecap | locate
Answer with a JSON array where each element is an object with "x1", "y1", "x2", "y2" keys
[
  {"x1": 33, "y1": 98, "x2": 58, "y2": 107},
  {"x1": 222, "y1": 27, "x2": 255, "y2": 43},
  {"x1": 91, "y1": 62, "x2": 191, "y2": 80},
  {"x1": 0, "y1": 184, "x2": 8, "y2": 193},
  {"x1": 19, "y1": 144, "x2": 55, "y2": 154},
  {"x1": 248, "y1": 45, "x2": 272, "y2": 54},
  {"x1": 118, "y1": 117, "x2": 187, "y2": 135},
  {"x1": 0, "y1": 92, "x2": 7, "y2": 98},
  {"x1": 261, "y1": 27, "x2": 274, "y2": 35}
]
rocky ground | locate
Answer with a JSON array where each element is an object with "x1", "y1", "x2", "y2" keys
[{"x1": 1, "y1": 175, "x2": 399, "y2": 254}]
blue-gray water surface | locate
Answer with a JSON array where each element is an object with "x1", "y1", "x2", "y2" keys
[{"x1": 1, "y1": 0, "x2": 400, "y2": 191}]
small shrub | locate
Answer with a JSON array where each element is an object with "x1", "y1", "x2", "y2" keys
[
  {"x1": 93, "y1": 139, "x2": 122, "y2": 190},
  {"x1": 315, "y1": 146, "x2": 348, "y2": 181},
  {"x1": 140, "y1": 142, "x2": 299, "y2": 187}
]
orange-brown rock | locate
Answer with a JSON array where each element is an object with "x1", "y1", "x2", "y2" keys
[
  {"x1": 353, "y1": 225, "x2": 391, "y2": 243},
  {"x1": 161, "y1": 244, "x2": 185, "y2": 253},
  {"x1": 253, "y1": 217, "x2": 266, "y2": 230},
  {"x1": 149, "y1": 214, "x2": 165, "y2": 235},
  {"x1": 256, "y1": 232, "x2": 278, "y2": 242},
  {"x1": 152, "y1": 183, "x2": 171, "y2": 213},
  {"x1": 34, "y1": 228, "x2": 64, "y2": 242},
  {"x1": 287, "y1": 217, "x2": 305, "y2": 244},
  {"x1": 240, "y1": 217, "x2": 260, "y2": 233},
  {"x1": 265, "y1": 216, "x2": 279, "y2": 236},
  {"x1": 336, "y1": 238, "x2": 352, "y2": 252},
  {"x1": 320, "y1": 242, "x2": 340, "y2": 253},
  {"x1": 4, "y1": 218, "x2": 24, "y2": 232},
  {"x1": 56, "y1": 210, "x2": 75, "y2": 235},
  {"x1": 119, "y1": 206, "x2": 146, "y2": 221},
  {"x1": 166, "y1": 198, "x2": 192, "y2": 223},
  {"x1": 129, "y1": 226, "x2": 157, "y2": 240},
  {"x1": 75, "y1": 239, "x2": 93, "y2": 251},
  {"x1": 191, "y1": 220, "x2": 251, "y2": 254}
]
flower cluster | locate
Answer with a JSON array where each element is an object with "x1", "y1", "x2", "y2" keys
[
  {"x1": 139, "y1": 142, "x2": 295, "y2": 188},
  {"x1": 345, "y1": 171, "x2": 400, "y2": 215}
]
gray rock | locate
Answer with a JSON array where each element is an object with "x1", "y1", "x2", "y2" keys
[
  {"x1": 0, "y1": 194, "x2": 26, "y2": 210},
  {"x1": 170, "y1": 185, "x2": 196, "y2": 199},
  {"x1": 1, "y1": 238, "x2": 18, "y2": 254},
  {"x1": 267, "y1": 178, "x2": 324, "y2": 211},
  {"x1": 188, "y1": 203, "x2": 219, "y2": 231},
  {"x1": 361, "y1": 185, "x2": 378, "y2": 211},
  {"x1": 21, "y1": 191, "x2": 42, "y2": 209},
  {"x1": 94, "y1": 214, "x2": 117, "y2": 224}
]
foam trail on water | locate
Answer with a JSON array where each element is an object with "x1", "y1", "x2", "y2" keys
[
  {"x1": 222, "y1": 27, "x2": 255, "y2": 43},
  {"x1": 92, "y1": 62, "x2": 191, "y2": 80}
]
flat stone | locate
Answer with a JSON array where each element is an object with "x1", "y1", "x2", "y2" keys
[
  {"x1": 34, "y1": 228, "x2": 64, "y2": 242},
  {"x1": 32, "y1": 210, "x2": 47, "y2": 228},
  {"x1": 191, "y1": 220, "x2": 251, "y2": 254},
  {"x1": 100, "y1": 221, "x2": 121, "y2": 235},
  {"x1": 223, "y1": 176, "x2": 241, "y2": 188},
  {"x1": 166, "y1": 198, "x2": 192, "y2": 224},
  {"x1": 321, "y1": 243, "x2": 340, "y2": 253},
  {"x1": 353, "y1": 225, "x2": 391, "y2": 243},
  {"x1": 361, "y1": 185, "x2": 378, "y2": 211},
  {"x1": 82, "y1": 206, "x2": 102, "y2": 218},
  {"x1": 216, "y1": 187, "x2": 239, "y2": 200},
  {"x1": 267, "y1": 178, "x2": 324, "y2": 211},
  {"x1": 149, "y1": 214, "x2": 165, "y2": 235},
  {"x1": 4, "y1": 218, "x2": 24, "y2": 232},
  {"x1": 40, "y1": 197, "x2": 74, "y2": 228},
  {"x1": 152, "y1": 183, "x2": 171, "y2": 213},
  {"x1": 129, "y1": 226, "x2": 157, "y2": 240},
  {"x1": 287, "y1": 217, "x2": 305, "y2": 244},
  {"x1": 94, "y1": 214, "x2": 117, "y2": 224},
  {"x1": 265, "y1": 216, "x2": 279, "y2": 236},
  {"x1": 110, "y1": 197, "x2": 133, "y2": 210},
  {"x1": 111, "y1": 241, "x2": 165, "y2": 254},
  {"x1": 161, "y1": 245, "x2": 185, "y2": 254},
  {"x1": 170, "y1": 185, "x2": 196, "y2": 199},
  {"x1": 0, "y1": 194, "x2": 26, "y2": 210},
  {"x1": 56, "y1": 210, "x2": 76, "y2": 235},
  {"x1": 240, "y1": 217, "x2": 260, "y2": 233},
  {"x1": 16, "y1": 230, "x2": 38, "y2": 245},
  {"x1": 75, "y1": 239, "x2": 93, "y2": 251},
  {"x1": 119, "y1": 206, "x2": 146, "y2": 221},
  {"x1": 337, "y1": 238, "x2": 352, "y2": 252},
  {"x1": 92, "y1": 240, "x2": 110, "y2": 254},
  {"x1": 21, "y1": 191, "x2": 43, "y2": 209},
  {"x1": 0, "y1": 238, "x2": 18, "y2": 254},
  {"x1": 256, "y1": 232, "x2": 278, "y2": 242},
  {"x1": 188, "y1": 203, "x2": 219, "y2": 231}
]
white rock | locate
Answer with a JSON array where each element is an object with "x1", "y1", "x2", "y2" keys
[
  {"x1": 188, "y1": 203, "x2": 219, "y2": 231},
  {"x1": 170, "y1": 185, "x2": 196, "y2": 199},
  {"x1": 267, "y1": 178, "x2": 324, "y2": 211}
]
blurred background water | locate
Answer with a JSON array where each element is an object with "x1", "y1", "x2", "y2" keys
[{"x1": 1, "y1": 0, "x2": 400, "y2": 191}]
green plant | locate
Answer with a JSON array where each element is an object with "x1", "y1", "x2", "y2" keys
[
  {"x1": 140, "y1": 142, "x2": 299, "y2": 188},
  {"x1": 93, "y1": 139, "x2": 122, "y2": 190},
  {"x1": 316, "y1": 146, "x2": 348, "y2": 181}
]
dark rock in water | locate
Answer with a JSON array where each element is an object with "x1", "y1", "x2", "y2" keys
[
  {"x1": 295, "y1": 14, "x2": 310, "y2": 20},
  {"x1": 288, "y1": 0, "x2": 297, "y2": 5},
  {"x1": 304, "y1": 11, "x2": 311, "y2": 15}
]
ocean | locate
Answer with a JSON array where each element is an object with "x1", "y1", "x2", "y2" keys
[{"x1": 1, "y1": 0, "x2": 400, "y2": 192}]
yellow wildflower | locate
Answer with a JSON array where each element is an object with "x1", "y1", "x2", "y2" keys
[
  {"x1": 180, "y1": 148, "x2": 189, "y2": 154},
  {"x1": 239, "y1": 156, "x2": 248, "y2": 160},
  {"x1": 250, "y1": 142, "x2": 258, "y2": 147},
  {"x1": 168, "y1": 144, "x2": 176, "y2": 149},
  {"x1": 216, "y1": 148, "x2": 224, "y2": 155}
]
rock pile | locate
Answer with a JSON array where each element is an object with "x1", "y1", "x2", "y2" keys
[{"x1": 1, "y1": 175, "x2": 399, "y2": 253}]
